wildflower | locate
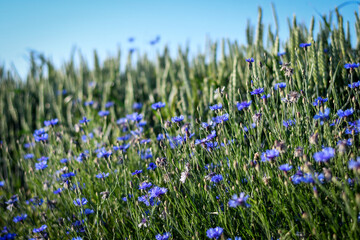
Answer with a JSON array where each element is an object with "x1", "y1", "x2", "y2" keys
[
  {"x1": 98, "y1": 110, "x2": 110, "y2": 117},
  {"x1": 97, "y1": 149, "x2": 112, "y2": 159},
  {"x1": 236, "y1": 101, "x2": 252, "y2": 111},
  {"x1": 84, "y1": 208, "x2": 94, "y2": 215},
  {"x1": 274, "y1": 82, "x2": 286, "y2": 90},
  {"x1": 299, "y1": 43, "x2": 311, "y2": 49},
  {"x1": 33, "y1": 225, "x2": 47, "y2": 233},
  {"x1": 228, "y1": 192, "x2": 251, "y2": 208},
  {"x1": 278, "y1": 52, "x2": 286, "y2": 56},
  {"x1": 212, "y1": 114, "x2": 229, "y2": 124},
  {"x1": 147, "y1": 162, "x2": 157, "y2": 170},
  {"x1": 250, "y1": 88, "x2": 264, "y2": 95},
  {"x1": 84, "y1": 100, "x2": 94, "y2": 106},
  {"x1": 105, "y1": 101, "x2": 114, "y2": 108},
  {"x1": 279, "y1": 164, "x2": 292, "y2": 172},
  {"x1": 283, "y1": 119, "x2": 296, "y2": 128},
  {"x1": 171, "y1": 115, "x2": 184, "y2": 123},
  {"x1": 337, "y1": 108, "x2": 354, "y2": 118},
  {"x1": 13, "y1": 214, "x2": 27, "y2": 223},
  {"x1": 314, "y1": 108, "x2": 330, "y2": 125},
  {"x1": 139, "y1": 182, "x2": 152, "y2": 190},
  {"x1": 209, "y1": 103, "x2": 223, "y2": 111},
  {"x1": 24, "y1": 153, "x2": 34, "y2": 159},
  {"x1": 344, "y1": 63, "x2": 359, "y2": 69},
  {"x1": 245, "y1": 58, "x2": 254, "y2": 63},
  {"x1": 312, "y1": 97, "x2": 328, "y2": 106},
  {"x1": 348, "y1": 81, "x2": 360, "y2": 88},
  {"x1": 313, "y1": 147, "x2": 335, "y2": 163},
  {"x1": 132, "y1": 170, "x2": 143, "y2": 175},
  {"x1": 73, "y1": 198, "x2": 88, "y2": 206},
  {"x1": 149, "y1": 186, "x2": 167, "y2": 198},
  {"x1": 152, "y1": 102, "x2": 166, "y2": 110},
  {"x1": 44, "y1": 118, "x2": 59, "y2": 126},
  {"x1": 79, "y1": 117, "x2": 90, "y2": 124},
  {"x1": 211, "y1": 174, "x2": 223, "y2": 183},
  {"x1": 261, "y1": 149, "x2": 280, "y2": 162},
  {"x1": 206, "y1": 227, "x2": 224, "y2": 239},
  {"x1": 35, "y1": 161, "x2": 48, "y2": 170},
  {"x1": 62, "y1": 172, "x2": 76, "y2": 179},
  {"x1": 133, "y1": 102, "x2": 142, "y2": 109},
  {"x1": 95, "y1": 172, "x2": 110, "y2": 179},
  {"x1": 261, "y1": 94, "x2": 271, "y2": 99},
  {"x1": 156, "y1": 232, "x2": 171, "y2": 240},
  {"x1": 53, "y1": 188, "x2": 63, "y2": 194},
  {"x1": 0, "y1": 181, "x2": 4, "y2": 187},
  {"x1": 349, "y1": 157, "x2": 360, "y2": 170}
]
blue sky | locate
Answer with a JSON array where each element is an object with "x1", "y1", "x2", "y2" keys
[{"x1": 0, "y1": 0, "x2": 358, "y2": 78}]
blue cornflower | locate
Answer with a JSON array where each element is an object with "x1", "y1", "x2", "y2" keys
[
  {"x1": 313, "y1": 147, "x2": 335, "y2": 163},
  {"x1": 37, "y1": 156, "x2": 49, "y2": 162},
  {"x1": 171, "y1": 115, "x2": 185, "y2": 123},
  {"x1": 299, "y1": 43, "x2": 311, "y2": 48},
  {"x1": 105, "y1": 101, "x2": 114, "y2": 108},
  {"x1": 149, "y1": 186, "x2": 167, "y2": 198},
  {"x1": 228, "y1": 192, "x2": 250, "y2": 208},
  {"x1": 209, "y1": 104, "x2": 223, "y2": 111},
  {"x1": 132, "y1": 170, "x2": 143, "y2": 176},
  {"x1": 62, "y1": 172, "x2": 76, "y2": 179},
  {"x1": 98, "y1": 110, "x2": 110, "y2": 117},
  {"x1": 245, "y1": 58, "x2": 254, "y2": 63},
  {"x1": 79, "y1": 117, "x2": 90, "y2": 124},
  {"x1": 0, "y1": 181, "x2": 4, "y2": 187},
  {"x1": 206, "y1": 227, "x2": 223, "y2": 239},
  {"x1": 211, "y1": 174, "x2": 223, "y2": 183},
  {"x1": 60, "y1": 158, "x2": 68, "y2": 164},
  {"x1": 250, "y1": 88, "x2": 264, "y2": 95},
  {"x1": 53, "y1": 188, "x2": 63, "y2": 194},
  {"x1": 152, "y1": 102, "x2": 166, "y2": 110},
  {"x1": 283, "y1": 119, "x2": 296, "y2": 128},
  {"x1": 95, "y1": 172, "x2": 110, "y2": 179},
  {"x1": 84, "y1": 100, "x2": 94, "y2": 106},
  {"x1": 212, "y1": 114, "x2": 229, "y2": 124},
  {"x1": 13, "y1": 214, "x2": 27, "y2": 223},
  {"x1": 35, "y1": 161, "x2": 48, "y2": 170},
  {"x1": 97, "y1": 149, "x2": 112, "y2": 159},
  {"x1": 147, "y1": 162, "x2": 157, "y2": 170},
  {"x1": 127, "y1": 112, "x2": 143, "y2": 121},
  {"x1": 33, "y1": 225, "x2": 47, "y2": 233},
  {"x1": 314, "y1": 108, "x2": 330, "y2": 125},
  {"x1": 139, "y1": 182, "x2": 152, "y2": 190},
  {"x1": 344, "y1": 63, "x2": 359, "y2": 69},
  {"x1": 277, "y1": 52, "x2": 286, "y2": 56},
  {"x1": 73, "y1": 198, "x2": 88, "y2": 206},
  {"x1": 274, "y1": 82, "x2": 286, "y2": 90},
  {"x1": 261, "y1": 94, "x2": 271, "y2": 99},
  {"x1": 133, "y1": 102, "x2": 143, "y2": 109},
  {"x1": 44, "y1": 118, "x2": 59, "y2": 127},
  {"x1": 349, "y1": 157, "x2": 360, "y2": 170},
  {"x1": 349, "y1": 81, "x2": 360, "y2": 88},
  {"x1": 261, "y1": 149, "x2": 280, "y2": 162},
  {"x1": 72, "y1": 237, "x2": 83, "y2": 240},
  {"x1": 34, "y1": 132, "x2": 48, "y2": 142},
  {"x1": 236, "y1": 101, "x2": 252, "y2": 111},
  {"x1": 138, "y1": 195, "x2": 150, "y2": 206},
  {"x1": 337, "y1": 108, "x2": 354, "y2": 118},
  {"x1": 84, "y1": 208, "x2": 94, "y2": 215},
  {"x1": 24, "y1": 153, "x2": 34, "y2": 159},
  {"x1": 312, "y1": 97, "x2": 328, "y2": 106},
  {"x1": 156, "y1": 233, "x2": 171, "y2": 240},
  {"x1": 279, "y1": 164, "x2": 292, "y2": 172}
]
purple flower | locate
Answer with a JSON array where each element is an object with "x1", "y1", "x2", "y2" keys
[
  {"x1": 171, "y1": 115, "x2": 185, "y2": 123},
  {"x1": 156, "y1": 232, "x2": 171, "y2": 240},
  {"x1": 344, "y1": 63, "x2": 359, "y2": 69},
  {"x1": 261, "y1": 149, "x2": 280, "y2": 162},
  {"x1": 206, "y1": 227, "x2": 223, "y2": 239},
  {"x1": 236, "y1": 101, "x2": 252, "y2": 111},
  {"x1": 84, "y1": 208, "x2": 94, "y2": 215},
  {"x1": 24, "y1": 153, "x2": 34, "y2": 159},
  {"x1": 149, "y1": 186, "x2": 167, "y2": 198},
  {"x1": 314, "y1": 108, "x2": 330, "y2": 125},
  {"x1": 53, "y1": 188, "x2": 63, "y2": 194},
  {"x1": 147, "y1": 162, "x2": 157, "y2": 170},
  {"x1": 312, "y1": 97, "x2": 328, "y2": 106},
  {"x1": 211, "y1": 174, "x2": 223, "y2": 183},
  {"x1": 105, "y1": 101, "x2": 114, "y2": 108},
  {"x1": 337, "y1": 108, "x2": 354, "y2": 118},
  {"x1": 152, "y1": 102, "x2": 166, "y2": 110},
  {"x1": 44, "y1": 118, "x2": 59, "y2": 127},
  {"x1": 62, "y1": 172, "x2": 76, "y2": 179},
  {"x1": 209, "y1": 104, "x2": 223, "y2": 111},
  {"x1": 98, "y1": 110, "x2": 110, "y2": 117},
  {"x1": 228, "y1": 192, "x2": 250, "y2": 208},
  {"x1": 73, "y1": 198, "x2": 88, "y2": 206},
  {"x1": 274, "y1": 82, "x2": 286, "y2": 90},
  {"x1": 279, "y1": 164, "x2": 292, "y2": 172},
  {"x1": 245, "y1": 58, "x2": 254, "y2": 63},
  {"x1": 33, "y1": 225, "x2": 47, "y2": 233},
  {"x1": 313, "y1": 147, "x2": 335, "y2": 163},
  {"x1": 250, "y1": 88, "x2": 264, "y2": 95},
  {"x1": 299, "y1": 43, "x2": 311, "y2": 48},
  {"x1": 139, "y1": 182, "x2": 152, "y2": 190},
  {"x1": 97, "y1": 149, "x2": 112, "y2": 159}
]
